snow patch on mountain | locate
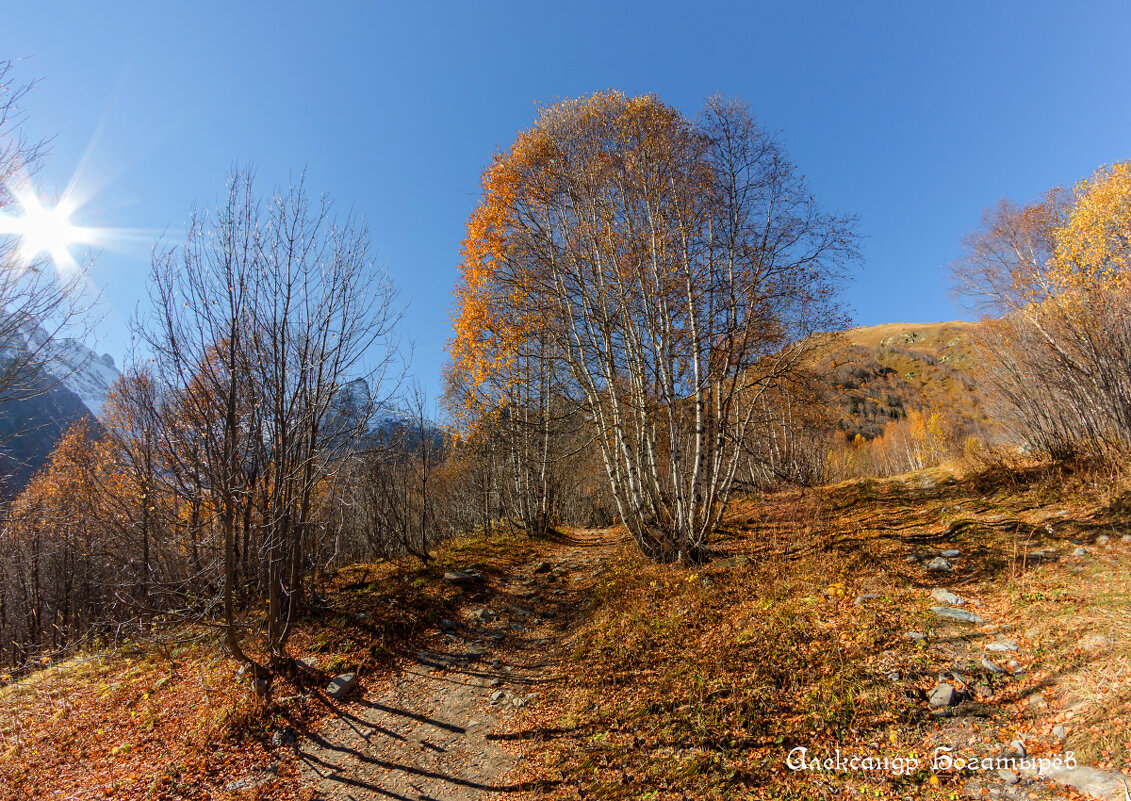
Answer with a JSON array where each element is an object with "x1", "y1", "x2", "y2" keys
[{"x1": 41, "y1": 338, "x2": 120, "y2": 419}]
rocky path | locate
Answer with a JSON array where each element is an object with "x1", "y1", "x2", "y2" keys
[
  {"x1": 898, "y1": 531, "x2": 1131, "y2": 801},
  {"x1": 297, "y1": 528, "x2": 624, "y2": 801}
]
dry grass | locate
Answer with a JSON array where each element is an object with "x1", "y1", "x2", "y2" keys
[
  {"x1": 508, "y1": 462, "x2": 1131, "y2": 799},
  {"x1": 0, "y1": 525, "x2": 546, "y2": 800},
  {"x1": 3, "y1": 466, "x2": 1128, "y2": 799}
]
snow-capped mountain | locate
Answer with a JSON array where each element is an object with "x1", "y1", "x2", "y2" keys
[
  {"x1": 0, "y1": 326, "x2": 119, "y2": 495},
  {"x1": 14, "y1": 323, "x2": 121, "y2": 420},
  {"x1": 329, "y1": 378, "x2": 444, "y2": 454},
  {"x1": 41, "y1": 338, "x2": 120, "y2": 419}
]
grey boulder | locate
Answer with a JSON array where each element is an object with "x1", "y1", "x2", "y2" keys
[
  {"x1": 444, "y1": 570, "x2": 485, "y2": 585},
  {"x1": 327, "y1": 673, "x2": 357, "y2": 699},
  {"x1": 928, "y1": 683, "x2": 958, "y2": 707},
  {"x1": 985, "y1": 639, "x2": 1018, "y2": 652},
  {"x1": 931, "y1": 606, "x2": 984, "y2": 623},
  {"x1": 929, "y1": 588, "x2": 964, "y2": 605}
]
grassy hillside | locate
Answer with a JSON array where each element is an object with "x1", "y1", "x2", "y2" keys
[{"x1": 816, "y1": 320, "x2": 991, "y2": 442}]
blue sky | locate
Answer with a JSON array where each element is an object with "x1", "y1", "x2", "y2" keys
[{"x1": 5, "y1": 1, "x2": 1131, "y2": 394}]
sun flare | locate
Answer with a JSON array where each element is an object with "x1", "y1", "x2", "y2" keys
[{"x1": 0, "y1": 184, "x2": 97, "y2": 272}]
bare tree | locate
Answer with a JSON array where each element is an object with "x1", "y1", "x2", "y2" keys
[
  {"x1": 138, "y1": 167, "x2": 402, "y2": 679},
  {"x1": 250, "y1": 177, "x2": 402, "y2": 669}
]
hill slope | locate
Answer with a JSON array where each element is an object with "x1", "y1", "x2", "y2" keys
[
  {"x1": 0, "y1": 336, "x2": 119, "y2": 496},
  {"x1": 816, "y1": 320, "x2": 990, "y2": 441}
]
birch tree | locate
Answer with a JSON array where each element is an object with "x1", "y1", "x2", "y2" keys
[
  {"x1": 954, "y1": 162, "x2": 1131, "y2": 458},
  {"x1": 449, "y1": 92, "x2": 856, "y2": 562}
]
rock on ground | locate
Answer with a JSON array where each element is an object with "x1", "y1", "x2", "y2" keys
[
  {"x1": 930, "y1": 606, "x2": 984, "y2": 623},
  {"x1": 444, "y1": 570, "x2": 485, "y2": 585},
  {"x1": 326, "y1": 673, "x2": 356, "y2": 699},
  {"x1": 985, "y1": 639, "x2": 1018, "y2": 652},
  {"x1": 928, "y1": 683, "x2": 957, "y2": 708},
  {"x1": 929, "y1": 588, "x2": 963, "y2": 605},
  {"x1": 1035, "y1": 764, "x2": 1131, "y2": 800}
]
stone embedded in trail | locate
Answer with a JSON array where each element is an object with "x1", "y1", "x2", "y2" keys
[
  {"x1": 939, "y1": 549, "x2": 961, "y2": 558},
  {"x1": 925, "y1": 557, "x2": 953, "y2": 572},
  {"x1": 1097, "y1": 535, "x2": 1111, "y2": 546},
  {"x1": 1122, "y1": 535, "x2": 1131, "y2": 543},
  {"x1": 906, "y1": 631, "x2": 928, "y2": 644},
  {"x1": 444, "y1": 570, "x2": 485, "y2": 585},
  {"x1": 490, "y1": 690, "x2": 505, "y2": 702},
  {"x1": 327, "y1": 673, "x2": 357, "y2": 700},
  {"x1": 1073, "y1": 547, "x2": 1089, "y2": 557},
  {"x1": 931, "y1": 606, "x2": 984, "y2": 623},
  {"x1": 985, "y1": 639, "x2": 1018, "y2": 652},
  {"x1": 853, "y1": 593, "x2": 880, "y2": 606},
  {"x1": 440, "y1": 618, "x2": 456, "y2": 632},
  {"x1": 226, "y1": 764, "x2": 280, "y2": 792},
  {"x1": 981, "y1": 656, "x2": 1007, "y2": 675},
  {"x1": 272, "y1": 727, "x2": 297, "y2": 747},
  {"x1": 1053, "y1": 724, "x2": 1067, "y2": 740},
  {"x1": 928, "y1": 683, "x2": 958, "y2": 707},
  {"x1": 929, "y1": 588, "x2": 964, "y2": 605},
  {"x1": 1080, "y1": 634, "x2": 1113, "y2": 650},
  {"x1": 997, "y1": 769, "x2": 1019, "y2": 785},
  {"x1": 1031, "y1": 763, "x2": 1131, "y2": 800},
  {"x1": 468, "y1": 607, "x2": 495, "y2": 623}
]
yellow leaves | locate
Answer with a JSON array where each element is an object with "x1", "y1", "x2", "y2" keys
[{"x1": 1052, "y1": 161, "x2": 1131, "y2": 291}]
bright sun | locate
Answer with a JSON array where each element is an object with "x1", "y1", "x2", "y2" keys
[{"x1": 0, "y1": 184, "x2": 94, "y2": 271}]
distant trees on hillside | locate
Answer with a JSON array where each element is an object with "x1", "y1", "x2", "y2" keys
[
  {"x1": 954, "y1": 162, "x2": 1131, "y2": 460},
  {"x1": 447, "y1": 91, "x2": 857, "y2": 563}
]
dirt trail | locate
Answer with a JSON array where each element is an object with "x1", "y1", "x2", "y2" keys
[{"x1": 297, "y1": 528, "x2": 624, "y2": 801}]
